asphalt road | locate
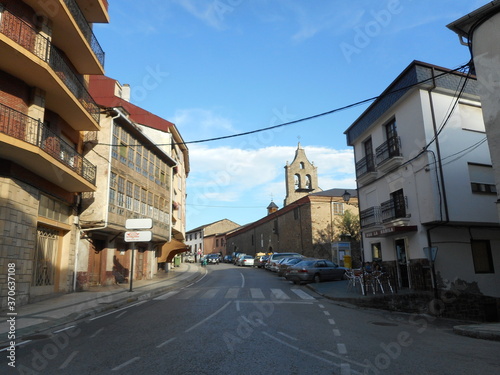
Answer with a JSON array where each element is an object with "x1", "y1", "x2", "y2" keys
[{"x1": 2, "y1": 263, "x2": 500, "y2": 374}]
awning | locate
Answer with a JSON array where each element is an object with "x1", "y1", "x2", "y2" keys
[
  {"x1": 365, "y1": 225, "x2": 418, "y2": 238},
  {"x1": 157, "y1": 239, "x2": 189, "y2": 263}
]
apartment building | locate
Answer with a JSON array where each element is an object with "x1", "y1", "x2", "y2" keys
[
  {"x1": 345, "y1": 61, "x2": 500, "y2": 314},
  {"x1": 75, "y1": 76, "x2": 189, "y2": 287},
  {"x1": 186, "y1": 219, "x2": 240, "y2": 260},
  {"x1": 0, "y1": 0, "x2": 109, "y2": 307}
]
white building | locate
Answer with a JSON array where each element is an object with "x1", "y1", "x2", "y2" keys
[{"x1": 344, "y1": 61, "x2": 500, "y2": 309}]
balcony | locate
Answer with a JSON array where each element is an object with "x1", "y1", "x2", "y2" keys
[
  {"x1": 0, "y1": 9, "x2": 100, "y2": 130},
  {"x1": 376, "y1": 136, "x2": 403, "y2": 173},
  {"x1": 0, "y1": 103, "x2": 97, "y2": 192},
  {"x1": 360, "y1": 206, "x2": 382, "y2": 228},
  {"x1": 21, "y1": 0, "x2": 106, "y2": 73},
  {"x1": 355, "y1": 154, "x2": 377, "y2": 186},
  {"x1": 381, "y1": 195, "x2": 409, "y2": 223}
]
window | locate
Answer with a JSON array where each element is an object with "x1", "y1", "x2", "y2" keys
[
  {"x1": 141, "y1": 188, "x2": 147, "y2": 215},
  {"x1": 469, "y1": 163, "x2": 496, "y2": 195},
  {"x1": 391, "y1": 189, "x2": 406, "y2": 218},
  {"x1": 38, "y1": 195, "x2": 70, "y2": 223},
  {"x1": 216, "y1": 239, "x2": 219, "y2": 247},
  {"x1": 117, "y1": 176, "x2": 125, "y2": 207},
  {"x1": 385, "y1": 119, "x2": 400, "y2": 157},
  {"x1": 294, "y1": 174, "x2": 300, "y2": 190},
  {"x1": 125, "y1": 181, "x2": 133, "y2": 210},
  {"x1": 332, "y1": 202, "x2": 344, "y2": 215},
  {"x1": 134, "y1": 185, "x2": 140, "y2": 212},
  {"x1": 33, "y1": 226, "x2": 59, "y2": 286},
  {"x1": 471, "y1": 240, "x2": 494, "y2": 273},
  {"x1": 364, "y1": 138, "x2": 375, "y2": 172},
  {"x1": 305, "y1": 175, "x2": 312, "y2": 189},
  {"x1": 371, "y1": 243, "x2": 382, "y2": 260},
  {"x1": 112, "y1": 126, "x2": 119, "y2": 159}
]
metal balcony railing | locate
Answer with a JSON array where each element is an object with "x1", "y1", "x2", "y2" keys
[
  {"x1": 0, "y1": 103, "x2": 97, "y2": 185},
  {"x1": 0, "y1": 9, "x2": 100, "y2": 123},
  {"x1": 360, "y1": 206, "x2": 382, "y2": 228},
  {"x1": 376, "y1": 136, "x2": 402, "y2": 165},
  {"x1": 381, "y1": 195, "x2": 407, "y2": 223},
  {"x1": 63, "y1": 0, "x2": 105, "y2": 67},
  {"x1": 355, "y1": 154, "x2": 376, "y2": 177}
]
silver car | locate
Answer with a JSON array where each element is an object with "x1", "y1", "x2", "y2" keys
[{"x1": 285, "y1": 259, "x2": 347, "y2": 284}]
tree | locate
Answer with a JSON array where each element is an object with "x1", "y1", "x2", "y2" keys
[{"x1": 334, "y1": 210, "x2": 360, "y2": 242}]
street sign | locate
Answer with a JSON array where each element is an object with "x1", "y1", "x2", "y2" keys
[
  {"x1": 125, "y1": 218, "x2": 153, "y2": 229},
  {"x1": 125, "y1": 231, "x2": 152, "y2": 242}
]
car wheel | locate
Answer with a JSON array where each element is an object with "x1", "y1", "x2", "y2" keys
[
  {"x1": 293, "y1": 280, "x2": 300, "y2": 285},
  {"x1": 313, "y1": 274, "x2": 321, "y2": 283}
]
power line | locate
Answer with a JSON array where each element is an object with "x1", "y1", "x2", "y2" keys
[{"x1": 96, "y1": 62, "x2": 471, "y2": 148}]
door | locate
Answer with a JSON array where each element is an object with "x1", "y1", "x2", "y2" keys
[
  {"x1": 88, "y1": 239, "x2": 105, "y2": 286},
  {"x1": 395, "y1": 238, "x2": 409, "y2": 288}
]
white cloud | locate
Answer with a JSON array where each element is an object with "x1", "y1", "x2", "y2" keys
[
  {"x1": 172, "y1": 108, "x2": 237, "y2": 141},
  {"x1": 186, "y1": 144, "x2": 355, "y2": 208}
]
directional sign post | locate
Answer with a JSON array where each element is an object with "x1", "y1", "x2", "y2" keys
[{"x1": 125, "y1": 219, "x2": 153, "y2": 292}]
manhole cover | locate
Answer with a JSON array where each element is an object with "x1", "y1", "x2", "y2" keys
[
  {"x1": 22, "y1": 334, "x2": 50, "y2": 340},
  {"x1": 370, "y1": 321, "x2": 399, "y2": 327}
]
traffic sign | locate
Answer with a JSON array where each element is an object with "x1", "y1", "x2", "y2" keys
[
  {"x1": 125, "y1": 218, "x2": 153, "y2": 229},
  {"x1": 125, "y1": 231, "x2": 152, "y2": 242}
]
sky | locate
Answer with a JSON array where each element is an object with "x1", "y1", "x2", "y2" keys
[{"x1": 93, "y1": 0, "x2": 488, "y2": 231}]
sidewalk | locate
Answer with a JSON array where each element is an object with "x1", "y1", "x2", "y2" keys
[
  {"x1": 0, "y1": 263, "x2": 204, "y2": 348},
  {"x1": 306, "y1": 279, "x2": 500, "y2": 342}
]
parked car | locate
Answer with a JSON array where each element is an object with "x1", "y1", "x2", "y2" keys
[
  {"x1": 223, "y1": 255, "x2": 233, "y2": 263},
  {"x1": 234, "y1": 253, "x2": 247, "y2": 265},
  {"x1": 206, "y1": 254, "x2": 220, "y2": 264},
  {"x1": 285, "y1": 259, "x2": 347, "y2": 284},
  {"x1": 277, "y1": 257, "x2": 307, "y2": 277},
  {"x1": 266, "y1": 253, "x2": 302, "y2": 272},
  {"x1": 237, "y1": 255, "x2": 255, "y2": 267},
  {"x1": 254, "y1": 255, "x2": 269, "y2": 268},
  {"x1": 185, "y1": 254, "x2": 195, "y2": 263}
]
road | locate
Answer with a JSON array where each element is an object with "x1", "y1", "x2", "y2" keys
[{"x1": 2, "y1": 263, "x2": 500, "y2": 374}]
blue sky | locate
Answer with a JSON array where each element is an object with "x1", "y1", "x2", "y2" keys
[{"x1": 94, "y1": 0, "x2": 486, "y2": 230}]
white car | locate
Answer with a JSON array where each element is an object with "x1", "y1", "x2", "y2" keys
[{"x1": 237, "y1": 255, "x2": 254, "y2": 267}]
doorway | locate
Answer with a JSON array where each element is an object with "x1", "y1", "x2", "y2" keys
[{"x1": 395, "y1": 238, "x2": 409, "y2": 288}]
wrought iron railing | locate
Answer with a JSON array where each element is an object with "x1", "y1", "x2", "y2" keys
[
  {"x1": 0, "y1": 8, "x2": 100, "y2": 123},
  {"x1": 376, "y1": 136, "x2": 401, "y2": 165},
  {"x1": 355, "y1": 154, "x2": 376, "y2": 177},
  {"x1": 381, "y1": 195, "x2": 407, "y2": 222},
  {"x1": 360, "y1": 206, "x2": 382, "y2": 228},
  {"x1": 63, "y1": 0, "x2": 105, "y2": 67},
  {"x1": 0, "y1": 103, "x2": 97, "y2": 185}
]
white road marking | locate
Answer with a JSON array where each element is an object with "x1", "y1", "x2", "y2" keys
[
  {"x1": 154, "y1": 291, "x2": 179, "y2": 300},
  {"x1": 157, "y1": 337, "x2": 177, "y2": 348},
  {"x1": 271, "y1": 288, "x2": 290, "y2": 300},
  {"x1": 201, "y1": 289, "x2": 219, "y2": 299},
  {"x1": 112, "y1": 357, "x2": 140, "y2": 371},
  {"x1": 185, "y1": 301, "x2": 231, "y2": 333},
  {"x1": 337, "y1": 343, "x2": 347, "y2": 354},
  {"x1": 59, "y1": 351, "x2": 78, "y2": 369},
  {"x1": 90, "y1": 328, "x2": 104, "y2": 338},
  {"x1": 225, "y1": 287, "x2": 240, "y2": 299},
  {"x1": 89, "y1": 301, "x2": 146, "y2": 321},
  {"x1": 53, "y1": 326, "x2": 77, "y2": 334},
  {"x1": 250, "y1": 288, "x2": 265, "y2": 299},
  {"x1": 290, "y1": 288, "x2": 316, "y2": 300},
  {"x1": 277, "y1": 331, "x2": 298, "y2": 341}
]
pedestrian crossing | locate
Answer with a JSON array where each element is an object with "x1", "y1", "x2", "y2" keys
[{"x1": 154, "y1": 287, "x2": 316, "y2": 301}]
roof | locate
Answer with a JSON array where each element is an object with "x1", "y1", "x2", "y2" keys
[
  {"x1": 343, "y1": 60, "x2": 478, "y2": 146},
  {"x1": 447, "y1": 1, "x2": 500, "y2": 40},
  {"x1": 227, "y1": 188, "x2": 357, "y2": 238}
]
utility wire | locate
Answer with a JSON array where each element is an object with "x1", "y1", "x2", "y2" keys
[{"x1": 96, "y1": 62, "x2": 471, "y2": 148}]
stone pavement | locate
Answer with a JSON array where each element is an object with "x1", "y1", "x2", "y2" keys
[{"x1": 1, "y1": 263, "x2": 499, "y2": 350}]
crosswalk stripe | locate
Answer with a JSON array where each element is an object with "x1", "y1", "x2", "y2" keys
[
  {"x1": 290, "y1": 288, "x2": 316, "y2": 300},
  {"x1": 270, "y1": 288, "x2": 290, "y2": 300},
  {"x1": 154, "y1": 291, "x2": 179, "y2": 300},
  {"x1": 201, "y1": 289, "x2": 219, "y2": 299},
  {"x1": 250, "y1": 288, "x2": 265, "y2": 299},
  {"x1": 225, "y1": 288, "x2": 240, "y2": 299}
]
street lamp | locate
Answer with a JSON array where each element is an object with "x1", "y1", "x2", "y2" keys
[{"x1": 342, "y1": 190, "x2": 351, "y2": 203}]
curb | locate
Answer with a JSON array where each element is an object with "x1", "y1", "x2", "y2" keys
[
  {"x1": 1, "y1": 267, "x2": 205, "y2": 348},
  {"x1": 453, "y1": 325, "x2": 500, "y2": 342}
]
